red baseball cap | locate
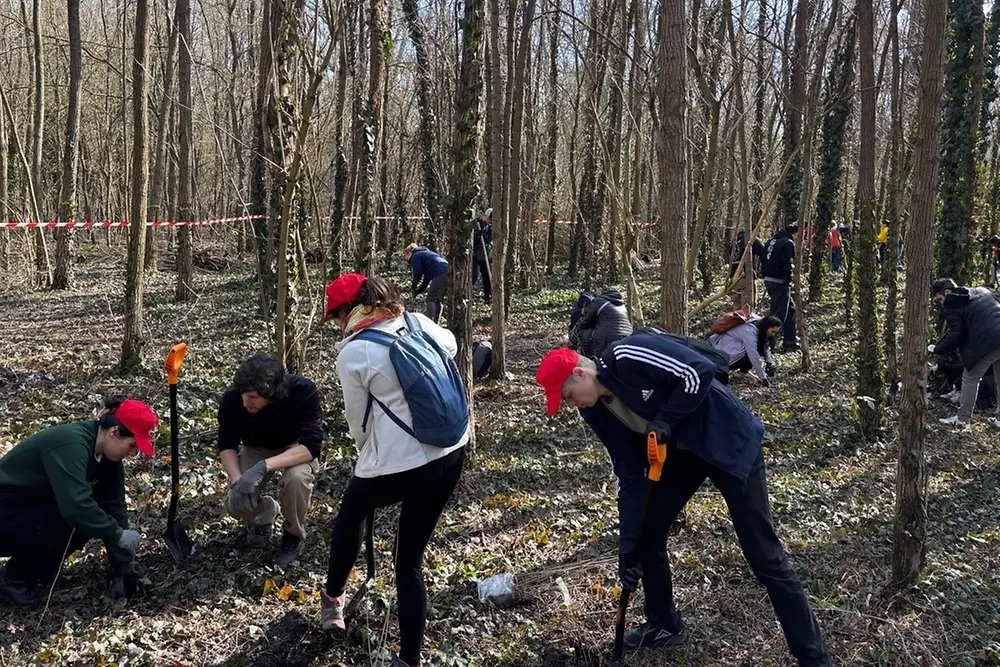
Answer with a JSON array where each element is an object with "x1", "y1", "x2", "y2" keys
[
  {"x1": 113, "y1": 399, "x2": 158, "y2": 456},
  {"x1": 536, "y1": 347, "x2": 580, "y2": 416},
  {"x1": 324, "y1": 273, "x2": 367, "y2": 321}
]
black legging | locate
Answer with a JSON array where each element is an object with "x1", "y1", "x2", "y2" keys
[{"x1": 325, "y1": 447, "x2": 464, "y2": 666}]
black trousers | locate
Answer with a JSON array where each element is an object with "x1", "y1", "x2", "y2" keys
[
  {"x1": 637, "y1": 447, "x2": 828, "y2": 667},
  {"x1": 325, "y1": 447, "x2": 464, "y2": 665},
  {"x1": 731, "y1": 354, "x2": 755, "y2": 374},
  {"x1": 0, "y1": 494, "x2": 95, "y2": 584},
  {"x1": 471, "y1": 258, "x2": 492, "y2": 301},
  {"x1": 765, "y1": 281, "x2": 797, "y2": 348}
]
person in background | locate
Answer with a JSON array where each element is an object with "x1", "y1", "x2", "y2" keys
[
  {"x1": 729, "y1": 229, "x2": 766, "y2": 281},
  {"x1": 569, "y1": 288, "x2": 633, "y2": 357},
  {"x1": 928, "y1": 278, "x2": 1000, "y2": 428},
  {"x1": 763, "y1": 224, "x2": 799, "y2": 352},
  {"x1": 471, "y1": 208, "x2": 493, "y2": 304},
  {"x1": 320, "y1": 273, "x2": 468, "y2": 667},
  {"x1": 0, "y1": 396, "x2": 157, "y2": 605},
  {"x1": 473, "y1": 340, "x2": 493, "y2": 380},
  {"x1": 876, "y1": 221, "x2": 889, "y2": 265},
  {"x1": 990, "y1": 236, "x2": 1000, "y2": 288},
  {"x1": 829, "y1": 223, "x2": 843, "y2": 272},
  {"x1": 570, "y1": 292, "x2": 594, "y2": 333},
  {"x1": 218, "y1": 353, "x2": 323, "y2": 567},
  {"x1": 709, "y1": 314, "x2": 781, "y2": 385},
  {"x1": 405, "y1": 243, "x2": 449, "y2": 324}
]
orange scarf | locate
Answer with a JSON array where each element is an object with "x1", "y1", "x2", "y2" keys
[{"x1": 344, "y1": 303, "x2": 404, "y2": 336}]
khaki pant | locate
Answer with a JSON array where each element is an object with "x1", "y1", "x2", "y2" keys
[{"x1": 225, "y1": 445, "x2": 316, "y2": 539}]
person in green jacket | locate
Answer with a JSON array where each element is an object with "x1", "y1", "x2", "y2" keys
[{"x1": 0, "y1": 396, "x2": 158, "y2": 606}]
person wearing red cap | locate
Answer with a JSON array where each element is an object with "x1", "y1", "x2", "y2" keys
[
  {"x1": 0, "y1": 396, "x2": 157, "y2": 605},
  {"x1": 536, "y1": 337, "x2": 829, "y2": 666},
  {"x1": 320, "y1": 273, "x2": 468, "y2": 667}
]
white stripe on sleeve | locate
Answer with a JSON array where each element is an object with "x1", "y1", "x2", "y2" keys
[{"x1": 613, "y1": 344, "x2": 702, "y2": 394}]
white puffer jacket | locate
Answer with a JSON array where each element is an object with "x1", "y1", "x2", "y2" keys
[{"x1": 335, "y1": 312, "x2": 469, "y2": 478}]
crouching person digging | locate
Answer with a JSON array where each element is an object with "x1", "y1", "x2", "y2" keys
[
  {"x1": 535, "y1": 337, "x2": 830, "y2": 666},
  {"x1": 218, "y1": 353, "x2": 323, "y2": 567},
  {"x1": 0, "y1": 396, "x2": 157, "y2": 605}
]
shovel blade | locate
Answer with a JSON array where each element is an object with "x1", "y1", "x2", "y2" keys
[{"x1": 163, "y1": 520, "x2": 195, "y2": 563}]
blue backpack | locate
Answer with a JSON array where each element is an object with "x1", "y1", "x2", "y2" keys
[{"x1": 354, "y1": 312, "x2": 469, "y2": 448}]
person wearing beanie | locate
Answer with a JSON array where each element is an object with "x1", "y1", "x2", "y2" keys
[
  {"x1": 763, "y1": 224, "x2": 799, "y2": 352},
  {"x1": 404, "y1": 244, "x2": 450, "y2": 323},
  {"x1": 534, "y1": 341, "x2": 829, "y2": 666},
  {"x1": 0, "y1": 396, "x2": 158, "y2": 605},
  {"x1": 319, "y1": 273, "x2": 468, "y2": 667}
]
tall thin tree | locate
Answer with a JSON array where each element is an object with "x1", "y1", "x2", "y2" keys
[{"x1": 174, "y1": 0, "x2": 193, "y2": 301}]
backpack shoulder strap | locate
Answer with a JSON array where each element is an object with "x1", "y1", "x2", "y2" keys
[
  {"x1": 353, "y1": 328, "x2": 397, "y2": 345},
  {"x1": 403, "y1": 311, "x2": 422, "y2": 332}
]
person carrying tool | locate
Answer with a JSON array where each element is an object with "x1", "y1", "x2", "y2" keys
[
  {"x1": 217, "y1": 353, "x2": 323, "y2": 567},
  {"x1": 0, "y1": 396, "x2": 158, "y2": 605},
  {"x1": 763, "y1": 223, "x2": 800, "y2": 352},
  {"x1": 404, "y1": 243, "x2": 449, "y2": 323},
  {"x1": 320, "y1": 273, "x2": 468, "y2": 667},
  {"x1": 471, "y1": 207, "x2": 493, "y2": 303},
  {"x1": 535, "y1": 337, "x2": 829, "y2": 666}
]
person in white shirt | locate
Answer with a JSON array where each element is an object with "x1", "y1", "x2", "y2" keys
[
  {"x1": 319, "y1": 273, "x2": 468, "y2": 667},
  {"x1": 709, "y1": 315, "x2": 782, "y2": 385}
]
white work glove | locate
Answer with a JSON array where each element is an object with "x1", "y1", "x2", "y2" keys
[{"x1": 927, "y1": 344, "x2": 936, "y2": 354}]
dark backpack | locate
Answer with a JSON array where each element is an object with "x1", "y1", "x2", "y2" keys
[
  {"x1": 354, "y1": 312, "x2": 469, "y2": 447},
  {"x1": 634, "y1": 326, "x2": 731, "y2": 385}
]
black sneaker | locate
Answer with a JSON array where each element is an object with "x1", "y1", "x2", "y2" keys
[
  {"x1": 623, "y1": 621, "x2": 688, "y2": 650},
  {"x1": 275, "y1": 531, "x2": 302, "y2": 568},
  {"x1": 246, "y1": 523, "x2": 273, "y2": 548}
]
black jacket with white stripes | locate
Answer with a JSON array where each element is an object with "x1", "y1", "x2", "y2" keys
[{"x1": 579, "y1": 332, "x2": 765, "y2": 555}]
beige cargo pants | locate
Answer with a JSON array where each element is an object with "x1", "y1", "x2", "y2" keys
[{"x1": 225, "y1": 445, "x2": 316, "y2": 539}]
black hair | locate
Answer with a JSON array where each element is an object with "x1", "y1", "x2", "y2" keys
[
  {"x1": 329, "y1": 276, "x2": 405, "y2": 321},
  {"x1": 97, "y1": 395, "x2": 134, "y2": 438},
  {"x1": 233, "y1": 353, "x2": 288, "y2": 400},
  {"x1": 756, "y1": 315, "x2": 783, "y2": 356},
  {"x1": 785, "y1": 224, "x2": 799, "y2": 235},
  {"x1": 932, "y1": 278, "x2": 957, "y2": 296}
]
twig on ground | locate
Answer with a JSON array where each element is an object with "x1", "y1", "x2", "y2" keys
[{"x1": 36, "y1": 528, "x2": 75, "y2": 630}]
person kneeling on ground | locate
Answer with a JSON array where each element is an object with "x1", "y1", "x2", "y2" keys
[
  {"x1": 404, "y1": 243, "x2": 449, "y2": 324},
  {"x1": 0, "y1": 396, "x2": 157, "y2": 605},
  {"x1": 928, "y1": 278, "x2": 1000, "y2": 428},
  {"x1": 535, "y1": 339, "x2": 829, "y2": 666},
  {"x1": 709, "y1": 314, "x2": 781, "y2": 385},
  {"x1": 569, "y1": 288, "x2": 633, "y2": 357},
  {"x1": 473, "y1": 340, "x2": 493, "y2": 381},
  {"x1": 218, "y1": 353, "x2": 323, "y2": 567},
  {"x1": 320, "y1": 274, "x2": 468, "y2": 667}
]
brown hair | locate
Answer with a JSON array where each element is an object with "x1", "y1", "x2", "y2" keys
[{"x1": 332, "y1": 276, "x2": 405, "y2": 320}]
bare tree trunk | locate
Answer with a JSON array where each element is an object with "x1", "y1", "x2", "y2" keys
[
  {"x1": 174, "y1": 0, "x2": 194, "y2": 302},
  {"x1": 0, "y1": 93, "x2": 7, "y2": 273},
  {"x1": 884, "y1": 0, "x2": 903, "y2": 388},
  {"x1": 121, "y1": 0, "x2": 151, "y2": 371},
  {"x1": 29, "y1": 0, "x2": 50, "y2": 288},
  {"x1": 146, "y1": 3, "x2": 180, "y2": 273},
  {"x1": 544, "y1": 0, "x2": 559, "y2": 276},
  {"x1": 355, "y1": 0, "x2": 385, "y2": 274},
  {"x1": 52, "y1": 0, "x2": 83, "y2": 290},
  {"x1": 893, "y1": 0, "x2": 945, "y2": 588},
  {"x1": 856, "y1": 0, "x2": 884, "y2": 440},
  {"x1": 658, "y1": 0, "x2": 688, "y2": 331}
]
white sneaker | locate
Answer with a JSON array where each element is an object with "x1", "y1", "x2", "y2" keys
[
  {"x1": 988, "y1": 417, "x2": 1000, "y2": 429},
  {"x1": 938, "y1": 415, "x2": 970, "y2": 429}
]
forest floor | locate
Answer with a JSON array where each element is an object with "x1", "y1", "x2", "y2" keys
[{"x1": 0, "y1": 244, "x2": 998, "y2": 667}]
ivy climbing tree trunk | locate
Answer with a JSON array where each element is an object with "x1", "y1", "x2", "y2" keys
[
  {"x1": 121, "y1": 0, "x2": 151, "y2": 371},
  {"x1": 52, "y1": 0, "x2": 83, "y2": 290},
  {"x1": 893, "y1": 0, "x2": 946, "y2": 588},
  {"x1": 856, "y1": 0, "x2": 884, "y2": 441},
  {"x1": 355, "y1": 0, "x2": 386, "y2": 274}
]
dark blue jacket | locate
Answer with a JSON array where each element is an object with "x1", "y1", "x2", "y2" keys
[
  {"x1": 579, "y1": 332, "x2": 764, "y2": 554},
  {"x1": 410, "y1": 247, "x2": 449, "y2": 294},
  {"x1": 763, "y1": 230, "x2": 795, "y2": 284}
]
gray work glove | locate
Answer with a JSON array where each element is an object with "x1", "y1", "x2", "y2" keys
[
  {"x1": 116, "y1": 529, "x2": 141, "y2": 556},
  {"x1": 227, "y1": 482, "x2": 257, "y2": 514},
  {"x1": 231, "y1": 460, "x2": 269, "y2": 505}
]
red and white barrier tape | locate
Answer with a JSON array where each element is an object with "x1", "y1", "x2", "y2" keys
[{"x1": 3, "y1": 214, "x2": 267, "y2": 229}]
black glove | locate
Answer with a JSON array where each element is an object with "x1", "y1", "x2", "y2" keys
[
  {"x1": 108, "y1": 575, "x2": 127, "y2": 600},
  {"x1": 765, "y1": 362, "x2": 775, "y2": 378},
  {"x1": 647, "y1": 420, "x2": 671, "y2": 446},
  {"x1": 619, "y1": 557, "x2": 643, "y2": 593}
]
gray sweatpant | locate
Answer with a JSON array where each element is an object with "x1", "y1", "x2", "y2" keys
[{"x1": 958, "y1": 345, "x2": 1000, "y2": 422}]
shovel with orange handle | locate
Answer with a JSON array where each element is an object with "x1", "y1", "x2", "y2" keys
[
  {"x1": 611, "y1": 429, "x2": 668, "y2": 662},
  {"x1": 162, "y1": 342, "x2": 195, "y2": 563}
]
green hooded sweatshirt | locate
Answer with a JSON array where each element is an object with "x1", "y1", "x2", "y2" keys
[{"x1": 0, "y1": 420, "x2": 132, "y2": 574}]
